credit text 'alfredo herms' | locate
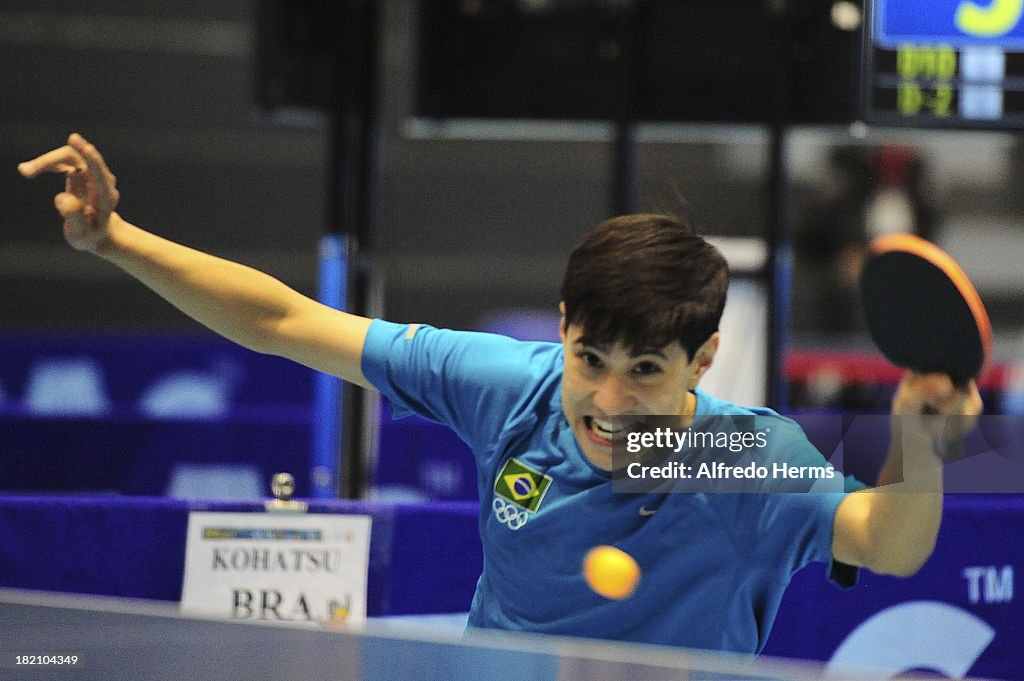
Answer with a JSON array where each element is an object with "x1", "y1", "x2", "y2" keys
[{"x1": 624, "y1": 460, "x2": 838, "y2": 481}]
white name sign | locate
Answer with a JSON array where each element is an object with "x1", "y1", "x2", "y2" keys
[{"x1": 180, "y1": 512, "x2": 372, "y2": 625}]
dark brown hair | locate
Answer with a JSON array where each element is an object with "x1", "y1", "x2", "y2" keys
[{"x1": 559, "y1": 214, "x2": 729, "y2": 360}]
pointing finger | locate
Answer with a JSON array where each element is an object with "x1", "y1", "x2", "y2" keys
[{"x1": 18, "y1": 146, "x2": 86, "y2": 178}]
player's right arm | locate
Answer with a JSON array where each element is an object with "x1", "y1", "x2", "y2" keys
[{"x1": 19, "y1": 133, "x2": 373, "y2": 389}]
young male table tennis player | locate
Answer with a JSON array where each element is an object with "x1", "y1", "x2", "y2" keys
[{"x1": 20, "y1": 134, "x2": 982, "y2": 653}]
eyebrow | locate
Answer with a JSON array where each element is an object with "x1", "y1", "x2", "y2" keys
[{"x1": 573, "y1": 339, "x2": 669, "y2": 360}]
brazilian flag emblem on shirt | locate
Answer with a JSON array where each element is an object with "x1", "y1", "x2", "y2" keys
[{"x1": 494, "y1": 458, "x2": 552, "y2": 513}]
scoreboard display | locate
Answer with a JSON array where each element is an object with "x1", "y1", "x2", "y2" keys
[{"x1": 865, "y1": 0, "x2": 1024, "y2": 127}]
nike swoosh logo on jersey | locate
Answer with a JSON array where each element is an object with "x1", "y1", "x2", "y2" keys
[{"x1": 638, "y1": 506, "x2": 657, "y2": 517}]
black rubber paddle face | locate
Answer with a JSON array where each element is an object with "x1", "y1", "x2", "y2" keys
[{"x1": 860, "y1": 250, "x2": 984, "y2": 386}]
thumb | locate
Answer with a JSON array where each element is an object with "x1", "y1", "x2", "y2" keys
[
  {"x1": 54, "y1": 192, "x2": 94, "y2": 245},
  {"x1": 54, "y1": 191, "x2": 84, "y2": 218}
]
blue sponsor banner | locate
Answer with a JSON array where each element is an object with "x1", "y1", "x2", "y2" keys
[
  {"x1": 877, "y1": 0, "x2": 1024, "y2": 48},
  {"x1": 767, "y1": 495, "x2": 1024, "y2": 680}
]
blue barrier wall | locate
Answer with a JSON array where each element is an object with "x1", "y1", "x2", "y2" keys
[
  {"x1": 0, "y1": 494, "x2": 1021, "y2": 679},
  {"x1": 0, "y1": 332, "x2": 481, "y2": 501},
  {"x1": 0, "y1": 495, "x2": 481, "y2": 616}
]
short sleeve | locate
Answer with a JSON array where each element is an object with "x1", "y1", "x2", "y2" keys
[
  {"x1": 761, "y1": 419, "x2": 864, "y2": 588},
  {"x1": 736, "y1": 415, "x2": 864, "y2": 589},
  {"x1": 360, "y1": 319, "x2": 560, "y2": 453},
  {"x1": 738, "y1": 491, "x2": 856, "y2": 589}
]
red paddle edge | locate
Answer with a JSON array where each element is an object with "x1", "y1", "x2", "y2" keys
[{"x1": 868, "y1": 233, "x2": 992, "y2": 379}]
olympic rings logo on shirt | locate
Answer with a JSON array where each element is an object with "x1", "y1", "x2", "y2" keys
[{"x1": 492, "y1": 497, "x2": 530, "y2": 530}]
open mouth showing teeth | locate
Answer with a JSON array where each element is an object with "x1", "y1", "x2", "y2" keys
[{"x1": 585, "y1": 416, "x2": 642, "y2": 442}]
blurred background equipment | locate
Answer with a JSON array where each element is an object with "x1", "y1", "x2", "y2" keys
[
  {"x1": 0, "y1": 0, "x2": 1022, "y2": 493},
  {"x1": 414, "y1": 0, "x2": 860, "y2": 124}
]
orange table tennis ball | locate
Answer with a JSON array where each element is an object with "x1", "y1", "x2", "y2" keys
[{"x1": 583, "y1": 545, "x2": 640, "y2": 600}]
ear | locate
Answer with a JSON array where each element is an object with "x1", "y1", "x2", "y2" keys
[
  {"x1": 687, "y1": 332, "x2": 720, "y2": 390},
  {"x1": 558, "y1": 301, "x2": 567, "y2": 343}
]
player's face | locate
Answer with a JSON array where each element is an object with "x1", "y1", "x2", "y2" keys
[{"x1": 559, "y1": 318, "x2": 717, "y2": 470}]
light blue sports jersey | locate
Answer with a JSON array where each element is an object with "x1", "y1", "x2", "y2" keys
[{"x1": 362, "y1": 320, "x2": 862, "y2": 653}]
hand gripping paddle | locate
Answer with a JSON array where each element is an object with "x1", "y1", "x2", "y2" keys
[
  {"x1": 860, "y1": 233, "x2": 991, "y2": 386},
  {"x1": 860, "y1": 233, "x2": 991, "y2": 460}
]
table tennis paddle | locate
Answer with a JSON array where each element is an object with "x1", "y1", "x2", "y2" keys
[
  {"x1": 860, "y1": 233, "x2": 991, "y2": 461},
  {"x1": 860, "y1": 233, "x2": 991, "y2": 386}
]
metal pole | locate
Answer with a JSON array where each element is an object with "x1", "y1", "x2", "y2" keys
[
  {"x1": 311, "y1": 235, "x2": 347, "y2": 498},
  {"x1": 610, "y1": 1, "x2": 649, "y2": 216},
  {"x1": 312, "y1": 0, "x2": 378, "y2": 499},
  {"x1": 765, "y1": 2, "x2": 793, "y2": 411}
]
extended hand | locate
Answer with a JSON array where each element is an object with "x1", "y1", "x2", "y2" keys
[{"x1": 18, "y1": 133, "x2": 121, "y2": 253}]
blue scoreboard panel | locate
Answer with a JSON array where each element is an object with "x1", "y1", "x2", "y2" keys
[{"x1": 866, "y1": 0, "x2": 1024, "y2": 127}]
